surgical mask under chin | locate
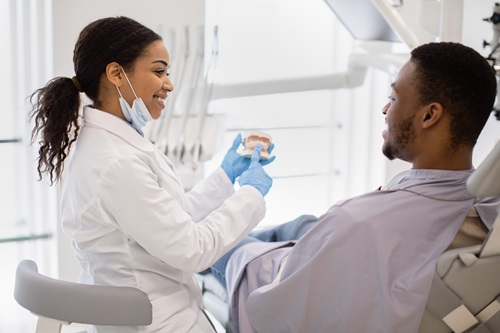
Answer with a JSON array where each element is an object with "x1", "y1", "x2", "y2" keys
[{"x1": 116, "y1": 68, "x2": 153, "y2": 132}]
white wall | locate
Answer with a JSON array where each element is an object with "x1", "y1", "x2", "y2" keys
[{"x1": 52, "y1": 0, "x2": 205, "y2": 77}]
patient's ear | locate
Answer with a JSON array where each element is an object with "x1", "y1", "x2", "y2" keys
[
  {"x1": 420, "y1": 102, "x2": 444, "y2": 129},
  {"x1": 105, "y1": 62, "x2": 123, "y2": 87}
]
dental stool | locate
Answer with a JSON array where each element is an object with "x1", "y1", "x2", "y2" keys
[{"x1": 14, "y1": 259, "x2": 152, "y2": 333}]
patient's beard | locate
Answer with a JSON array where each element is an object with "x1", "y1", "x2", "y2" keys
[{"x1": 382, "y1": 116, "x2": 415, "y2": 161}]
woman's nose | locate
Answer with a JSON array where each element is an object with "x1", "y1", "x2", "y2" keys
[{"x1": 163, "y1": 78, "x2": 174, "y2": 92}]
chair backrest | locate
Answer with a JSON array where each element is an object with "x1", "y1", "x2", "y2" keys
[
  {"x1": 14, "y1": 259, "x2": 152, "y2": 330},
  {"x1": 418, "y1": 142, "x2": 500, "y2": 333}
]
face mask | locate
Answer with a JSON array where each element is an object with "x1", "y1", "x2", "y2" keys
[{"x1": 116, "y1": 66, "x2": 153, "y2": 132}]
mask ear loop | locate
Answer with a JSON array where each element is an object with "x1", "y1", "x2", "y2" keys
[
  {"x1": 116, "y1": 85, "x2": 125, "y2": 98},
  {"x1": 120, "y1": 65, "x2": 139, "y2": 99}
]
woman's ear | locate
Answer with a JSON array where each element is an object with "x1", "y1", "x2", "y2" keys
[
  {"x1": 105, "y1": 62, "x2": 123, "y2": 87},
  {"x1": 421, "y1": 102, "x2": 444, "y2": 129}
]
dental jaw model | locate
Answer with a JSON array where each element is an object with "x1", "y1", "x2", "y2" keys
[{"x1": 241, "y1": 130, "x2": 272, "y2": 160}]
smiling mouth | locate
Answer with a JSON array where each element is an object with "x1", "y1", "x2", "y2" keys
[{"x1": 154, "y1": 95, "x2": 166, "y2": 104}]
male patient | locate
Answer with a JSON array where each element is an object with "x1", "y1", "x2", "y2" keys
[{"x1": 205, "y1": 42, "x2": 500, "y2": 333}]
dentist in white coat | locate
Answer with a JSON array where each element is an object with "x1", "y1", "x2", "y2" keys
[{"x1": 29, "y1": 16, "x2": 274, "y2": 333}]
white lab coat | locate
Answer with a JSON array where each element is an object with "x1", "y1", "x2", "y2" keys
[{"x1": 61, "y1": 106, "x2": 266, "y2": 332}]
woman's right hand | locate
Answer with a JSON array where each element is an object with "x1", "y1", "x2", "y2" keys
[{"x1": 238, "y1": 144, "x2": 273, "y2": 197}]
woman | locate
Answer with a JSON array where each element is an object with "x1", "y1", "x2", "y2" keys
[{"x1": 29, "y1": 16, "x2": 274, "y2": 332}]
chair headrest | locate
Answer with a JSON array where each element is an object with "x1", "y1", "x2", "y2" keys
[{"x1": 467, "y1": 142, "x2": 500, "y2": 198}]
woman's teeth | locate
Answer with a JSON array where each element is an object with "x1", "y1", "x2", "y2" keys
[{"x1": 154, "y1": 96, "x2": 166, "y2": 103}]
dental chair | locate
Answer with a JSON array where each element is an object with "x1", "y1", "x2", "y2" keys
[
  {"x1": 14, "y1": 259, "x2": 152, "y2": 333},
  {"x1": 418, "y1": 141, "x2": 500, "y2": 333}
]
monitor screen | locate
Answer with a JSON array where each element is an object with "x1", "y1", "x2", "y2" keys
[{"x1": 324, "y1": 0, "x2": 400, "y2": 42}]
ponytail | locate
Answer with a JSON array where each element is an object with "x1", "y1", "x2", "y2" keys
[{"x1": 29, "y1": 76, "x2": 81, "y2": 185}]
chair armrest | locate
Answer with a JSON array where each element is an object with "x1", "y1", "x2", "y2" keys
[{"x1": 14, "y1": 260, "x2": 152, "y2": 326}]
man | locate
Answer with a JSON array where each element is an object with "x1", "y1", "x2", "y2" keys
[{"x1": 207, "y1": 42, "x2": 500, "y2": 333}]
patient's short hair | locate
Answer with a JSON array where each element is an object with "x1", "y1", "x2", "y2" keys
[{"x1": 410, "y1": 42, "x2": 496, "y2": 148}]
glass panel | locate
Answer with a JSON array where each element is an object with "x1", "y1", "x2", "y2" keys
[{"x1": 0, "y1": 144, "x2": 26, "y2": 237}]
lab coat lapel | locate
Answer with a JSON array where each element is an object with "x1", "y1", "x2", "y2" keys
[
  {"x1": 83, "y1": 106, "x2": 154, "y2": 153},
  {"x1": 82, "y1": 107, "x2": 182, "y2": 186}
]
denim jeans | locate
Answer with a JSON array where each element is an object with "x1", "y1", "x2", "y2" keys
[{"x1": 204, "y1": 214, "x2": 318, "y2": 288}]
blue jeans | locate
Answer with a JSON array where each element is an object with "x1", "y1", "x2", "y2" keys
[{"x1": 204, "y1": 214, "x2": 318, "y2": 288}]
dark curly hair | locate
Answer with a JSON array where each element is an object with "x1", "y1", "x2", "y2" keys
[
  {"x1": 410, "y1": 42, "x2": 497, "y2": 149},
  {"x1": 29, "y1": 16, "x2": 162, "y2": 184}
]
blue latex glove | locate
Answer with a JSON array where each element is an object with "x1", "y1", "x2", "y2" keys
[
  {"x1": 238, "y1": 144, "x2": 273, "y2": 197},
  {"x1": 221, "y1": 133, "x2": 275, "y2": 183}
]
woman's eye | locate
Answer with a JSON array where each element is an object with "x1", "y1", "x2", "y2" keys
[
  {"x1": 155, "y1": 69, "x2": 166, "y2": 76},
  {"x1": 155, "y1": 68, "x2": 171, "y2": 77},
  {"x1": 387, "y1": 95, "x2": 395, "y2": 102}
]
